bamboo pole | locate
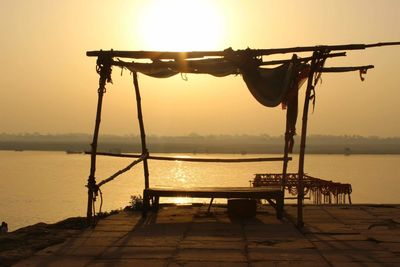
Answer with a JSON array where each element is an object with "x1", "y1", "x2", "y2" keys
[
  {"x1": 297, "y1": 52, "x2": 319, "y2": 228},
  {"x1": 84, "y1": 151, "x2": 292, "y2": 163},
  {"x1": 132, "y1": 72, "x2": 150, "y2": 190},
  {"x1": 319, "y1": 65, "x2": 374, "y2": 73},
  {"x1": 110, "y1": 52, "x2": 347, "y2": 70},
  {"x1": 281, "y1": 104, "x2": 291, "y2": 200},
  {"x1": 260, "y1": 52, "x2": 346, "y2": 66},
  {"x1": 86, "y1": 74, "x2": 107, "y2": 221},
  {"x1": 86, "y1": 41, "x2": 400, "y2": 59},
  {"x1": 97, "y1": 153, "x2": 148, "y2": 188}
]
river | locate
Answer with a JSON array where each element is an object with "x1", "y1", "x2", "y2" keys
[{"x1": 0, "y1": 151, "x2": 399, "y2": 231}]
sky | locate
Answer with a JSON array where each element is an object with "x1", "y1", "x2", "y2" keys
[{"x1": 1, "y1": 0, "x2": 400, "y2": 137}]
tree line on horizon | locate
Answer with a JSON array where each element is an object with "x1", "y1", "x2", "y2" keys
[{"x1": 0, "y1": 133, "x2": 399, "y2": 154}]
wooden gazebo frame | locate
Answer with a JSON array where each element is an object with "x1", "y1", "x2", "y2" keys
[{"x1": 86, "y1": 42, "x2": 399, "y2": 227}]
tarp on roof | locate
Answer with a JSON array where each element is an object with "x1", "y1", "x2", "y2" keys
[{"x1": 122, "y1": 58, "x2": 307, "y2": 108}]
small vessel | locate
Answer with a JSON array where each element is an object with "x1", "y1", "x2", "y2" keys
[{"x1": 65, "y1": 150, "x2": 82, "y2": 154}]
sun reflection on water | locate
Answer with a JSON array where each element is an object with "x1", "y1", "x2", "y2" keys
[
  {"x1": 170, "y1": 161, "x2": 189, "y2": 184},
  {"x1": 173, "y1": 197, "x2": 192, "y2": 205}
]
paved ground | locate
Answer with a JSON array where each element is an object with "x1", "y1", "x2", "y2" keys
[{"x1": 15, "y1": 204, "x2": 400, "y2": 266}]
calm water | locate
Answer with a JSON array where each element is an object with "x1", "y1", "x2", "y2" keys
[{"x1": 1, "y1": 151, "x2": 399, "y2": 231}]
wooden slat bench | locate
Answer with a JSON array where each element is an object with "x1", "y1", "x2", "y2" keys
[{"x1": 143, "y1": 186, "x2": 284, "y2": 219}]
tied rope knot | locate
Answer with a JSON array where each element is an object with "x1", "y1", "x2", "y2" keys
[
  {"x1": 359, "y1": 68, "x2": 368, "y2": 81},
  {"x1": 96, "y1": 54, "x2": 113, "y2": 93},
  {"x1": 87, "y1": 176, "x2": 99, "y2": 200},
  {"x1": 309, "y1": 51, "x2": 329, "y2": 112}
]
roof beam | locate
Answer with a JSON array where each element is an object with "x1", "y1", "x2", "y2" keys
[{"x1": 86, "y1": 41, "x2": 400, "y2": 59}]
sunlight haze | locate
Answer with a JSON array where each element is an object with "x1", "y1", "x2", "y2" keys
[
  {"x1": 0, "y1": 0, "x2": 399, "y2": 137},
  {"x1": 136, "y1": 0, "x2": 225, "y2": 51}
]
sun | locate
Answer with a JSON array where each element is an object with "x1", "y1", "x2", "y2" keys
[{"x1": 136, "y1": 0, "x2": 225, "y2": 51}]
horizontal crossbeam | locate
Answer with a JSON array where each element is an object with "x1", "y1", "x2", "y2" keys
[
  {"x1": 86, "y1": 42, "x2": 400, "y2": 59},
  {"x1": 86, "y1": 151, "x2": 291, "y2": 163},
  {"x1": 319, "y1": 65, "x2": 374, "y2": 73}
]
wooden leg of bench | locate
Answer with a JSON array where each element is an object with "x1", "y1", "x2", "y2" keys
[
  {"x1": 207, "y1": 198, "x2": 214, "y2": 213},
  {"x1": 266, "y1": 198, "x2": 277, "y2": 209},
  {"x1": 153, "y1": 196, "x2": 160, "y2": 211},
  {"x1": 142, "y1": 190, "x2": 150, "y2": 217},
  {"x1": 276, "y1": 195, "x2": 284, "y2": 219}
]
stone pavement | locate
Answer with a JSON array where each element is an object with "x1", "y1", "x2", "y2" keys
[{"x1": 15, "y1": 204, "x2": 400, "y2": 266}]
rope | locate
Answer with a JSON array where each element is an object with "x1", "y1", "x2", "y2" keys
[
  {"x1": 309, "y1": 51, "x2": 328, "y2": 112},
  {"x1": 98, "y1": 187, "x2": 103, "y2": 215},
  {"x1": 90, "y1": 184, "x2": 103, "y2": 226},
  {"x1": 92, "y1": 194, "x2": 96, "y2": 225}
]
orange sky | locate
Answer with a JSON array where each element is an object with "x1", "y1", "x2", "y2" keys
[{"x1": 1, "y1": 0, "x2": 400, "y2": 137}]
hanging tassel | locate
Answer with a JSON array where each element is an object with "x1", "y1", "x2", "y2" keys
[{"x1": 359, "y1": 68, "x2": 368, "y2": 81}]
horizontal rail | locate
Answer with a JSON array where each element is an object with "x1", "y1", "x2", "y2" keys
[
  {"x1": 97, "y1": 153, "x2": 147, "y2": 187},
  {"x1": 319, "y1": 65, "x2": 374, "y2": 73},
  {"x1": 146, "y1": 187, "x2": 283, "y2": 198},
  {"x1": 254, "y1": 41, "x2": 400, "y2": 56},
  {"x1": 111, "y1": 52, "x2": 347, "y2": 69},
  {"x1": 86, "y1": 42, "x2": 400, "y2": 59},
  {"x1": 260, "y1": 52, "x2": 346, "y2": 66},
  {"x1": 86, "y1": 151, "x2": 291, "y2": 163}
]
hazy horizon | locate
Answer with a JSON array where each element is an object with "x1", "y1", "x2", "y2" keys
[
  {"x1": 2, "y1": 132, "x2": 400, "y2": 154},
  {"x1": 1, "y1": 0, "x2": 400, "y2": 137},
  {"x1": 2, "y1": 132, "x2": 400, "y2": 139}
]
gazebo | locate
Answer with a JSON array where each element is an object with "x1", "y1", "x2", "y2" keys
[{"x1": 86, "y1": 41, "x2": 399, "y2": 227}]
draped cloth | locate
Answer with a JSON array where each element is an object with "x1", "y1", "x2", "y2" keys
[
  {"x1": 241, "y1": 61, "x2": 295, "y2": 108},
  {"x1": 124, "y1": 58, "x2": 240, "y2": 78},
  {"x1": 238, "y1": 57, "x2": 309, "y2": 152},
  {"x1": 124, "y1": 57, "x2": 306, "y2": 107},
  {"x1": 124, "y1": 57, "x2": 309, "y2": 151}
]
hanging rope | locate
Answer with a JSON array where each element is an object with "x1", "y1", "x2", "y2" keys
[
  {"x1": 96, "y1": 53, "x2": 113, "y2": 91},
  {"x1": 309, "y1": 51, "x2": 329, "y2": 112}
]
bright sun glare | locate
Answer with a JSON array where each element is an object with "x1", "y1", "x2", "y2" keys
[{"x1": 137, "y1": 0, "x2": 224, "y2": 51}]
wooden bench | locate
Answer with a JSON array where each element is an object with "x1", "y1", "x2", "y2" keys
[{"x1": 143, "y1": 186, "x2": 284, "y2": 219}]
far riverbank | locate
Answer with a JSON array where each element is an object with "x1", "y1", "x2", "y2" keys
[{"x1": 1, "y1": 133, "x2": 400, "y2": 154}]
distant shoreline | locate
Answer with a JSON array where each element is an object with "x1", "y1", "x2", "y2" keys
[
  {"x1": 1, "y1": 133, "x2": 400, "y2": 155},
  {"x1": 1, "y1": 149, "x2": 400, "y2": 155}
]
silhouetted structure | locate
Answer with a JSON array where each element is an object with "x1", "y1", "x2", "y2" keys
[
  {"x1": 86, "y1": 42, "x2": 400, "y2": 227},
  {"x1": 252, "y1": 173, "x2": 352, "y2": 204}
]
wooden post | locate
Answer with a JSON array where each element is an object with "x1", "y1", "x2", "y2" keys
[
  {"x1": 281, "y1": 108, "x2": 291, "y2": 199},
  {"x1": 87, "y1": 59, "x2": 111, "y2": 221},
  {"x1": 132, "y1": 72, "x2": 150, "y2": 197},
  {"x1": 87, "y1": 89, "x2": 104, "y2": 221},
  {"x1": 297, "y1": 52, "x2": 319, "y2": 228}
]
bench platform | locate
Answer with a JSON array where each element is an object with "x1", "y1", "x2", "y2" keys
[{"x1": 143, "y1": 186, "x2": 284, "y2": 218}]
